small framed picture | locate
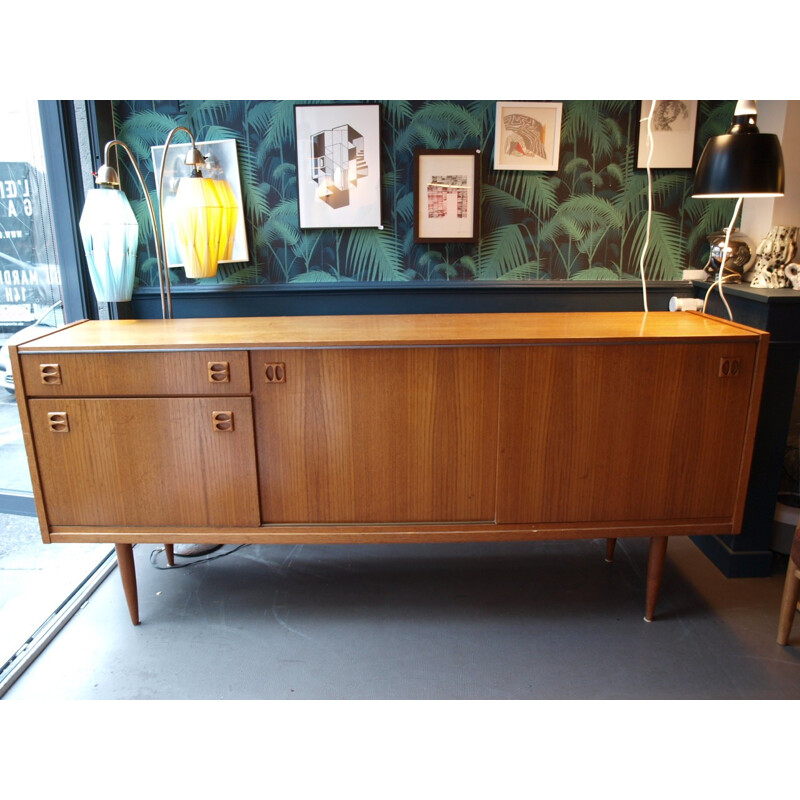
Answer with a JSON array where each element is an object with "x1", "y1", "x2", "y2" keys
[
  {"x1": 414, "y1": 149, "x2": 480, "y2": 243},
  {"x1": 494, "y1": 101, "x2": 562, "y2": 171},
  {"x1": 636, "y1": 101, "x2": 698, "y2": 169},
  {"x1": 294, "y1": 103, "x2": 382, "y2": 229}
]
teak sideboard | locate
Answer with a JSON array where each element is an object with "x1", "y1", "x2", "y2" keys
[{"x1": 10, "y1": 311, "x2": 769, "y2": 626}]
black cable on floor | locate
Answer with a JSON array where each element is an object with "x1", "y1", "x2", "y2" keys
[{"x1": 148, "y1": 545, "x2": 249, "y2": 570}]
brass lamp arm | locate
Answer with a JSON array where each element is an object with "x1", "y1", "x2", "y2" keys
[
  {"x1": 99, "y1": 139, "x2": 171, "y2": 320},
  {"x1": 156, "y1": 126, "x2": 207, "y2": 320}
]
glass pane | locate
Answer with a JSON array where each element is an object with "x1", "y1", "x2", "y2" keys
[
  {"x1": 0, "y1": 101, "x2": 112, "y2": 668},
  {"x1": 1, "y1": 100, "x2": 64, "y2": 494}
]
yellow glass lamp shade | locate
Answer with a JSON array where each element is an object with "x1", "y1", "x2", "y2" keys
[
  {"x1": 172, "y1": 176, "x2": 237, "y2": 278},
  {"x1": 79, "y1": 187, "x2": 139, "y2": 302},
  {"x1": 212, "y1": 179, "x2": 239, "y2": 262}
]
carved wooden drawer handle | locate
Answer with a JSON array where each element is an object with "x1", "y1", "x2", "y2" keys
[
  {"x1": 207, "y1": 361, "x2": 230, "y2": 383},
  {"x1": 48, "y1": 412, "x2": 69, "y2": 433},
  {"x1": 264, "y1": 362, "x2": 286, "y2": 383},
  {"x1": 40, "y1": 364, "x2": 62, "y2": 385},
  {"x1": 212, "y1": 411, "x2": 234, "y2": 432},
  {"x1": 719, "y1": 357, "x2": 741, "y2": 377}
]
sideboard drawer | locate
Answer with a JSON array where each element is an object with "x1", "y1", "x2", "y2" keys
[
  {"x1": 19, "y1": 350, "x2": 251, "y2": 397},
  {"x1": 28, "y1": 396, "x2": 261, "y2": 527}
]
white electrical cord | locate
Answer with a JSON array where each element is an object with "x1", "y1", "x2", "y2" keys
[
  {"x1": 701, "y1": 195, "x2": 742, "y2": 321},
  {"x1": 637, "y1": 101, "x2": 656, "y2": 314}
]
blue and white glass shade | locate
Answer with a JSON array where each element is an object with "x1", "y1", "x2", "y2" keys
[{"x1": 79, "y1": 187, "x2": 139, "y2": 302}]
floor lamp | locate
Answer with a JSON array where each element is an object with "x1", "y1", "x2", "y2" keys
[
  {"x1": 79, "y1": 126, "x2": 237, "y2": 319},
  {"x1": 79, "y1": 125, "x2": 238, "y2": 559}
]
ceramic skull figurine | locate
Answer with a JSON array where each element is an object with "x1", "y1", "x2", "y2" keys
[{"x1": 749, "y1": 226, "x2": 799, "y2": 288}]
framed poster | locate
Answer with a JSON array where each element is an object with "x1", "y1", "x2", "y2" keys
[
  {"x1": 636, "y1": 101, "x2": 698, "y2": 169},
  {"x1": 414, "y1": 149, "x2": 479, "y2": 243},
  {"x1": 151, "y1": 138, "x2": 248, "y2": 269},
  {"x1": 494, "y1": 101, "x2": 562, "y2": 171},
  {"x1": 294, "y1": 103, "x2": 382, "y2": 229}
]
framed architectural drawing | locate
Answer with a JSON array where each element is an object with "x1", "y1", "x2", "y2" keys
[
  {"x1": 151, "y1": 138, "x2": 248, "y2": 269},
  {"x1": 414, "y1": 149, "x2": 479, "y2": 243},
  {"x1": 294, "y1": 103, "x2": 382, "y2": 229},
  {"x1": 494, "y1": 101, "x2": 563, "y2": 171},
  {"x1": 636, "y1": 101, "x2": 698, "y2": 169}
]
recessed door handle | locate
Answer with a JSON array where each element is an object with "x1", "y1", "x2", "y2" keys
[
  {"x1": 212, "y1": 411, "x2": 234, "y2": 432},
  {"x1": 40, "y1": 364, "x2": 62, "y2": 385},
  {"x1": 208, "y1": 362, "x2": 230, "y2": 383},
  {"x1": 47, "y1": 411, "x2": 69, "y2": 433},
  {"x1": 264, "y1": 363, "x2": 286, "y2": 383}
]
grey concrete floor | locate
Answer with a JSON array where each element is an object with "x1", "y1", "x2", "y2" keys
[
  {"x1": 0, "y1": 512, "x2": 112, "y2": 658},
  {"x1": 2, "y1": 533, "x2": 799, "y2": 700}
]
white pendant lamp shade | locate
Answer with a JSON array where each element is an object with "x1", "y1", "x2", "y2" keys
[
  {"x1": 79, "y1": 187, "x2": 139, "y2": 302},
  {"x1": 172, "y1": 177, "x2": 237, "y2": 278}
]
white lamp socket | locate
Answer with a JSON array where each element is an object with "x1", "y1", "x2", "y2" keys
[{"x1": 669, "y1": 297, "x2": 704, "y2": 312}]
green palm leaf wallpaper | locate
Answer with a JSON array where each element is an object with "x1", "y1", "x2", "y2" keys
[{"x1": 112, "y1": 100, "x2": 736, "y2": 288}]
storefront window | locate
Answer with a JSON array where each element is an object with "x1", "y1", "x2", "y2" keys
[
  {"x1": 0, "y1": 101, "x2": 112, "y2": 681},
  {"x1": 0, "y1": 101, "x2": 64, "y2": 496}
]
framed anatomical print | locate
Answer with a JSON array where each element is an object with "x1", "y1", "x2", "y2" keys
[
  {"x1": 494, "y1": 101, "x2": 563, "y2": 171},
  {"x1": 636, "y1": 101, "x2": 698, "y2": 169}
]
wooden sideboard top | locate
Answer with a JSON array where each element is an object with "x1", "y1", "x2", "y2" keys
[{"x1": 16, "y1": 311, "x2": 767, "y2": 352}]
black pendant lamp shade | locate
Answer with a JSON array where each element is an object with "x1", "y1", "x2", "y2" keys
[{"x1": 693, "y1": 101, "x2": 785, "y2": 198}]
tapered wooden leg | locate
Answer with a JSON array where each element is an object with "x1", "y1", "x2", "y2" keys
[
  {"x1": 115, "y1": 544, "x2": 140, "y2": 626},
  {"x1": 777, "y1": 560, "x2": 800, "y2": 645},
  {"x1": 164, "y1": 544, "x2": 175, "y2": 567},
  {"x1": 644, "y1": 536, "x2": 668, "y2": 622},
  {"x1": 605, "y1": 538, "x2": 617, "y2": 562}
]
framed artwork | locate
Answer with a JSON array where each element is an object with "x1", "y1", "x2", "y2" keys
[
  {"x1": 294, "y1": 103, "x2": 382, "y2": 229},
  {"x1": 414, "y1": 149, "x2": 480, "y2": 243},
  {"x1": 636, "y1": 101, "x2": 698, "y2": 169},
  {"x1": 151, "y1": 138, "x2": 249, "y2": 269},
  {"x1": 494, "y1": 101, "x2": 562, "y2": 171}
]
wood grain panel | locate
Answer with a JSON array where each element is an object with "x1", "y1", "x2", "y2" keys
[
  {"x1": 253, "y1": 347, "x2": 499, "y2": 523},
  {"x1": 28, "y1": 397, "x2": 260, "y2": 527},
  {"x1": 497, "y1": 341, "x2": 759, "y2": 523},
  {"x1": 19, "y1": 350, "x2": 250, "y2": 397}
]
